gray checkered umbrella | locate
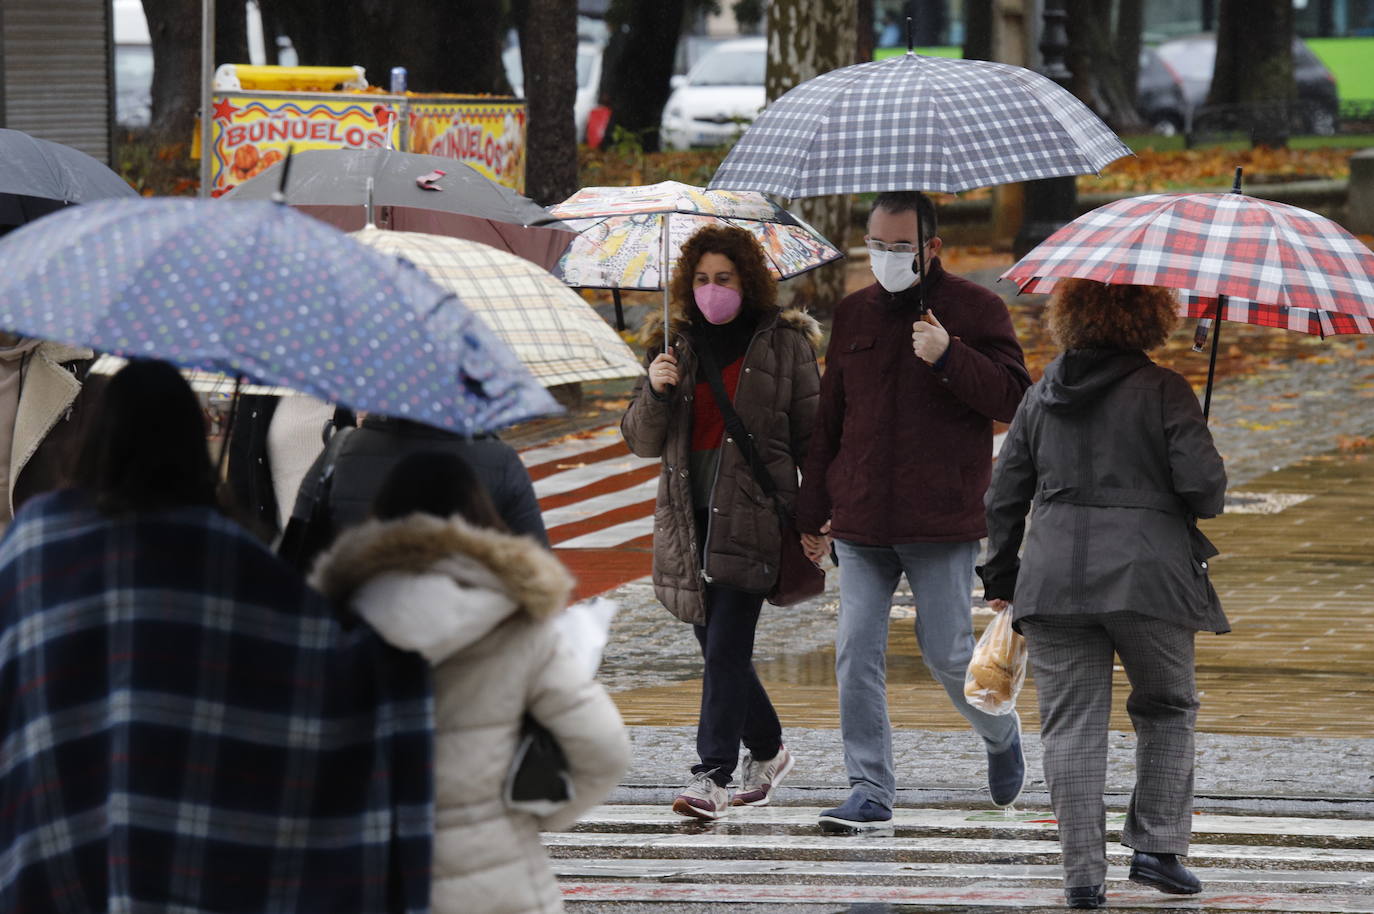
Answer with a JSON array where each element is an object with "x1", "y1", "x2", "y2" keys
[{"x1": 708, "y1": 51, "x2": 1131, "y2": 198}]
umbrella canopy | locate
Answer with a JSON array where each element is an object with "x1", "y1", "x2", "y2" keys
[
  {"x1": 707, "y1": 52, "x2": 1131, "y2": 198},
  {"x1": 350, "y1": 228, "x2": 644, "y2": 387},
  {"x1": 549, "y1": 181, "x2": 843, "y2": 290},
  {"x1": 223, "y1": 148, "x2": 576, "y2": 271},
  {"x1": 0, "y1": 128, "x2": 137, "y2": 229},
  {"x1": 1003, "y1": 190, "x2": 1374, "y2": 337},
  {"x1": 0, "y1": 198, "x2": 560, "y2": 434}
]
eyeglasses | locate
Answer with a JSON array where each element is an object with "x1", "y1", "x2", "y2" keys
[{"x1": 865, "y1": 239, "x2": 928, "y2": 255}]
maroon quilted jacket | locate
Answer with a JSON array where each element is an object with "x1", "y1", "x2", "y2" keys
[{"x1": 796, "y1": 259, "x2": 1031, "y2": 545}]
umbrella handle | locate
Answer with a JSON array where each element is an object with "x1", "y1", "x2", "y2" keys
[{"x1": 1201, "y1": 295, "x2": 1224, "y2": 421}]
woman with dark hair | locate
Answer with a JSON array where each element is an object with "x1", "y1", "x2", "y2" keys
[
  {"x1": 310, "y1": 450, "x2": 630, "y2": 914},
  {"x1": 979, "y1": 279, "x2": 1228, "y2": 909},
  {"x1": 0, "y1": 359, "x2": 434, "y2": 913},
  {"x1": 621, "y1": 224, "x2": 822, "y2": 819}
]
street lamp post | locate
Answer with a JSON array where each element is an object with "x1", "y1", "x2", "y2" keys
[{"x1": 1012, "y1": 0, "x2": 1076, "y2": 258}]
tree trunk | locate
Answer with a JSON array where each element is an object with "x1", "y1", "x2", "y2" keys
[
  {"x1": 217, "y1": 0, "x2": 248, "y2": 67},
  {"x1": 963, "y1": 0, "x2": 994, "y2": 62},
  {"x1": 767, "y1": 0, "x2": 856, "y2": 315},
  {"x1": 1063, "y1": 0, "x2": 1147, "y2": 133},
  {"x1": 600, "y1": 0, "x2": 687, "y2": 152},
  {"x1": 1113, "y1": 0, "x2": 1144, "y2": 100},
  {"x1": 143, "y1": 0, "x2": 201, "y2": 145},
  {"x1": 856, "y1": 0, "x2": 874, "y2": 63},
  {"x1": 1209, "y1": 0, "x2": 1293, "y2": 147},
  {"x1": 518, "y1": 0, "x2": 579, "y2": 206}
]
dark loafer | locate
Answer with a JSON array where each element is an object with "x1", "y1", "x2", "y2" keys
[
  {"x1": 1129, "y1": 851, "x2": 1202, "y2": 894},
  {"x1": 1065, "y1": 884, "x2": 1106, "y2": 908}
]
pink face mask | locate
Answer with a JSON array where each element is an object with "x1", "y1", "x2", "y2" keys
[{"x1": 693, "y1": 283, "x2": 743, "y2": 324}]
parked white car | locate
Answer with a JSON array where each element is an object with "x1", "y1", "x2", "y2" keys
[
  {"x1": 660, "y1": 37, "x2": 766, "y2": 150},
  {"x1": 503, "y1": 42, "x2": 603, "y2": 144}
]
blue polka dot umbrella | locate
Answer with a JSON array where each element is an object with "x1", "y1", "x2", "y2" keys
[{"x1": 0, "y1": 197, "x2": 561, "y2": 434}]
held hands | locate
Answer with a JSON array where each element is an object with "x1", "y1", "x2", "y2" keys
[
  {"x1": 648, "y1": 350, "x2": 680, "y2": 394},
  {"x1": 800, "y1": 519, "x2": 831, "y2": 565},
  {"x1": 911, "y1": 311, "x2": 950, "y2": 365}
]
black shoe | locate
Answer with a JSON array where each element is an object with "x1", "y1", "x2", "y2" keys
[
  {"x1": 1064, "y1": 885, "x2": 1106, "y2": 909},
  {"x1": 1129, "y1": 851, "x2": 1202, "y2": 894}
]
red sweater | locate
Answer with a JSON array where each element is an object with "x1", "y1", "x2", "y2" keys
[{"x1": 690, "y1": 356, "x2": 743, "y2": 452}]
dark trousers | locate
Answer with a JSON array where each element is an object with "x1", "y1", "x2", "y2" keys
[
  {"x1": 690, "y1": 582, "x2": 782, "y2": 786},
  {"x1": 1023, "y1": 612, "x2": 1199, "y2": 887}
]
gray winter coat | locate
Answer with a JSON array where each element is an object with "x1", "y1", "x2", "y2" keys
[{"x1": 979, "y1": 349, "x2": 1229, "y2": 633}]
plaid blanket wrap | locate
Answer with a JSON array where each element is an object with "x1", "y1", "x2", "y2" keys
[{"x1": 0, "y1": 490, "x2": 434, "y2": 913}]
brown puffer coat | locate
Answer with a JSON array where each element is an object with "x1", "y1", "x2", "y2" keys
[{"x1": 621, "y1": 306, "x2": 821, "y2": 624}]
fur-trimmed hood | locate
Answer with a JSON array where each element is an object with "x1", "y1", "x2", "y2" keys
[
  {"x1": 309, "y1": 512, "x2": 574, "y2": 622},
  {"x1": 640, "y1": 304, "x2": 822, "y2": 355}
]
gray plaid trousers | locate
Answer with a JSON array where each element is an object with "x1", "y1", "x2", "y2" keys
[{"x1": 1022, "y1": 612, "x2": 1199, "y2": 886}]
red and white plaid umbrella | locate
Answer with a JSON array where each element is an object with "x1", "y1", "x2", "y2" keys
[{"x1": 1004, "y1": 189, "x2": 1374, "y2": 337}]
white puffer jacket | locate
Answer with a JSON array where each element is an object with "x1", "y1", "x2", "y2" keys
[{"x1": 311, "y1": 514, "x2": 631, "y2": 914}]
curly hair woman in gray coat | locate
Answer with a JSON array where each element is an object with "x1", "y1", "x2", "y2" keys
[{"x1": 979, "y1": 279, "x2": 1227, "y2": 909}]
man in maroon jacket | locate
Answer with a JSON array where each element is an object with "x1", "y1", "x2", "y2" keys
[{"x1": 796, "y1": 191, "x2": 1032, "y2": 832}]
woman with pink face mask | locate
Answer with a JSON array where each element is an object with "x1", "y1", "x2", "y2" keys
[{"x1": 622, "y1": 225, "x2": 822, "y2": 820}]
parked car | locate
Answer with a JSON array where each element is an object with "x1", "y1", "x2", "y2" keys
[
  {"x1": 503, "y1": 42, "x2": 604, "y2": 144},
  {"x1": 660, "y1": 37, "x2": 766, "y2": 150},
  {"x1": 1136, "y1": 46, "x2": 1189, "y2": 136},
  {"x1": 1138, "y1": 33, "x2": 1339, "y2": 136}
]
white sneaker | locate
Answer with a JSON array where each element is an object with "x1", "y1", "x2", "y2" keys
[
  {"x1": 733, "y1": 744, "x2": 796, "y2": 807},
  {"x1": 671, "y1": 770, "x2": 731, "y2": 820}
]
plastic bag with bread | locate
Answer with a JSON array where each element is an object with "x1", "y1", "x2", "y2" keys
[{"x1": 963, "y1": 606, "x2": 1027, "y2": 715}]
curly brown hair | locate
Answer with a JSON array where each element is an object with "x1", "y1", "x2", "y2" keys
[
  {"x1": 670, "y1": 224, "x2": 777, "y2": 320},
  {"x1": 1047, "y1": 278, "x2": 1180, "y2": 351}
]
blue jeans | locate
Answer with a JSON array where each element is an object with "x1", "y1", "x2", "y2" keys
[{"x1": 834, "y1": 539, "x2": 1019, "y2": 808}]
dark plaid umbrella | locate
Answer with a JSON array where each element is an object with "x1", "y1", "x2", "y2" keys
[
  {"x1": 708, "y1": 51, "x2": 1130, "y2": 198},
  {"x1": 0, "y1": 128, "x2": 136, "y2": 230},
  {"x1": 1003, "y1": 174, "x2": 1374, "y2": 415}
]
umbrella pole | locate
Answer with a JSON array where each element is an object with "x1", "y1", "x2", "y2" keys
[
  {"x1": 1202, "y1": 294, "x2": 1224, "y2": 421},
  {"x1": 612, "y1": 287, "x2": 625, "y2": 332},
  {"x1": 916, "y1": 210, "x2": 928, "y2": 316},
  {"x1": 661, "y1": 213, "x2": 671, "y2": 354},
  {"x1": 216, "y1": 374, "x2": 243, "y2": 480}
]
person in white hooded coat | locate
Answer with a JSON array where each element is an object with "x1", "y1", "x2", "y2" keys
[{"x1": 310, "y1": 451, "x2": 631, "y2": 914}]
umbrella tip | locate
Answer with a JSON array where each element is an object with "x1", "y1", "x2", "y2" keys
[
  {"x1": 1231, "y1": 166, "x2": 1243, "y2": 194},
  {"x1": 271, "y1": 145, "x2": 295, "y2": 205},
  {"x1": 906, "y1": 16, "x2": 915, "y2": 54}
]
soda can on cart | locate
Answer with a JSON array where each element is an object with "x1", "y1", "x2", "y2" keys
[{"x1": 390, "y1": 66, "x2": 407, "y2": 94}]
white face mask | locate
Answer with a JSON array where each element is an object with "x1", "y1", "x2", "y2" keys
[{"x1": 870, "y1": 249, "x2": 919, "y2": 293}]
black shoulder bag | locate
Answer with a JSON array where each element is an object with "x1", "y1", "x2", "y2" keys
[{"x1": 695, "y1": 344, "x2": 825, "y2": 606}]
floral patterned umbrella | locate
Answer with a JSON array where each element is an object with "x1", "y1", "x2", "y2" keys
[
  {"x1": 549, "y1": 181, "x2": 843, "y2": 343},
  {"x1": 0, "y1": 198, "x2": 560, "y2": 434}
]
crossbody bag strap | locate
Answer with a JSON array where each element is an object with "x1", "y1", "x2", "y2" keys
[{"x1": 695, "y1": 344, "x2": 788, "y2": 525}]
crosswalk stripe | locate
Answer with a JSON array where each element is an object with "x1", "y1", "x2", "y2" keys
[
  {"x1": 560, "y1": 882, "x2": 1374, "y2": 911},
  {"x1": 555, "y1": 858, "x2": 1374, "y2": 887},
  {"x1": 572, "y1": 805, "x2": 1374, "y2": 841},
  {"x1": 534, "y1": 455, "x2": 659, "y2": 500},
  {"x1": 541, "y1": 480, "x2": 658, "y2": 528},
  {"x1": 547, "y1": 832, "x2": 1374, "y2": 866},
  {"x1": 554, "y1": 516, "x2": 657, "y2": 550}
]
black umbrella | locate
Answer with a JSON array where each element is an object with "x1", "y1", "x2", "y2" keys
[
  {"x1": 0, "y1": 129, "x2": 137, "y2": 230},
  {"x1": 222, "y1": 148, "x2": 576, "y2": 271}
]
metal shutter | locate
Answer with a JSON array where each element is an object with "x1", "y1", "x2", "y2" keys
[{"x1": 1, "y1": 0, "x2": 113, "y2": 163}]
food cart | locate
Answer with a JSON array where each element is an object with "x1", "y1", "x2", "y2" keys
[{"x1": 200, "y1": 64, "x2": 528, "y2": 196}]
